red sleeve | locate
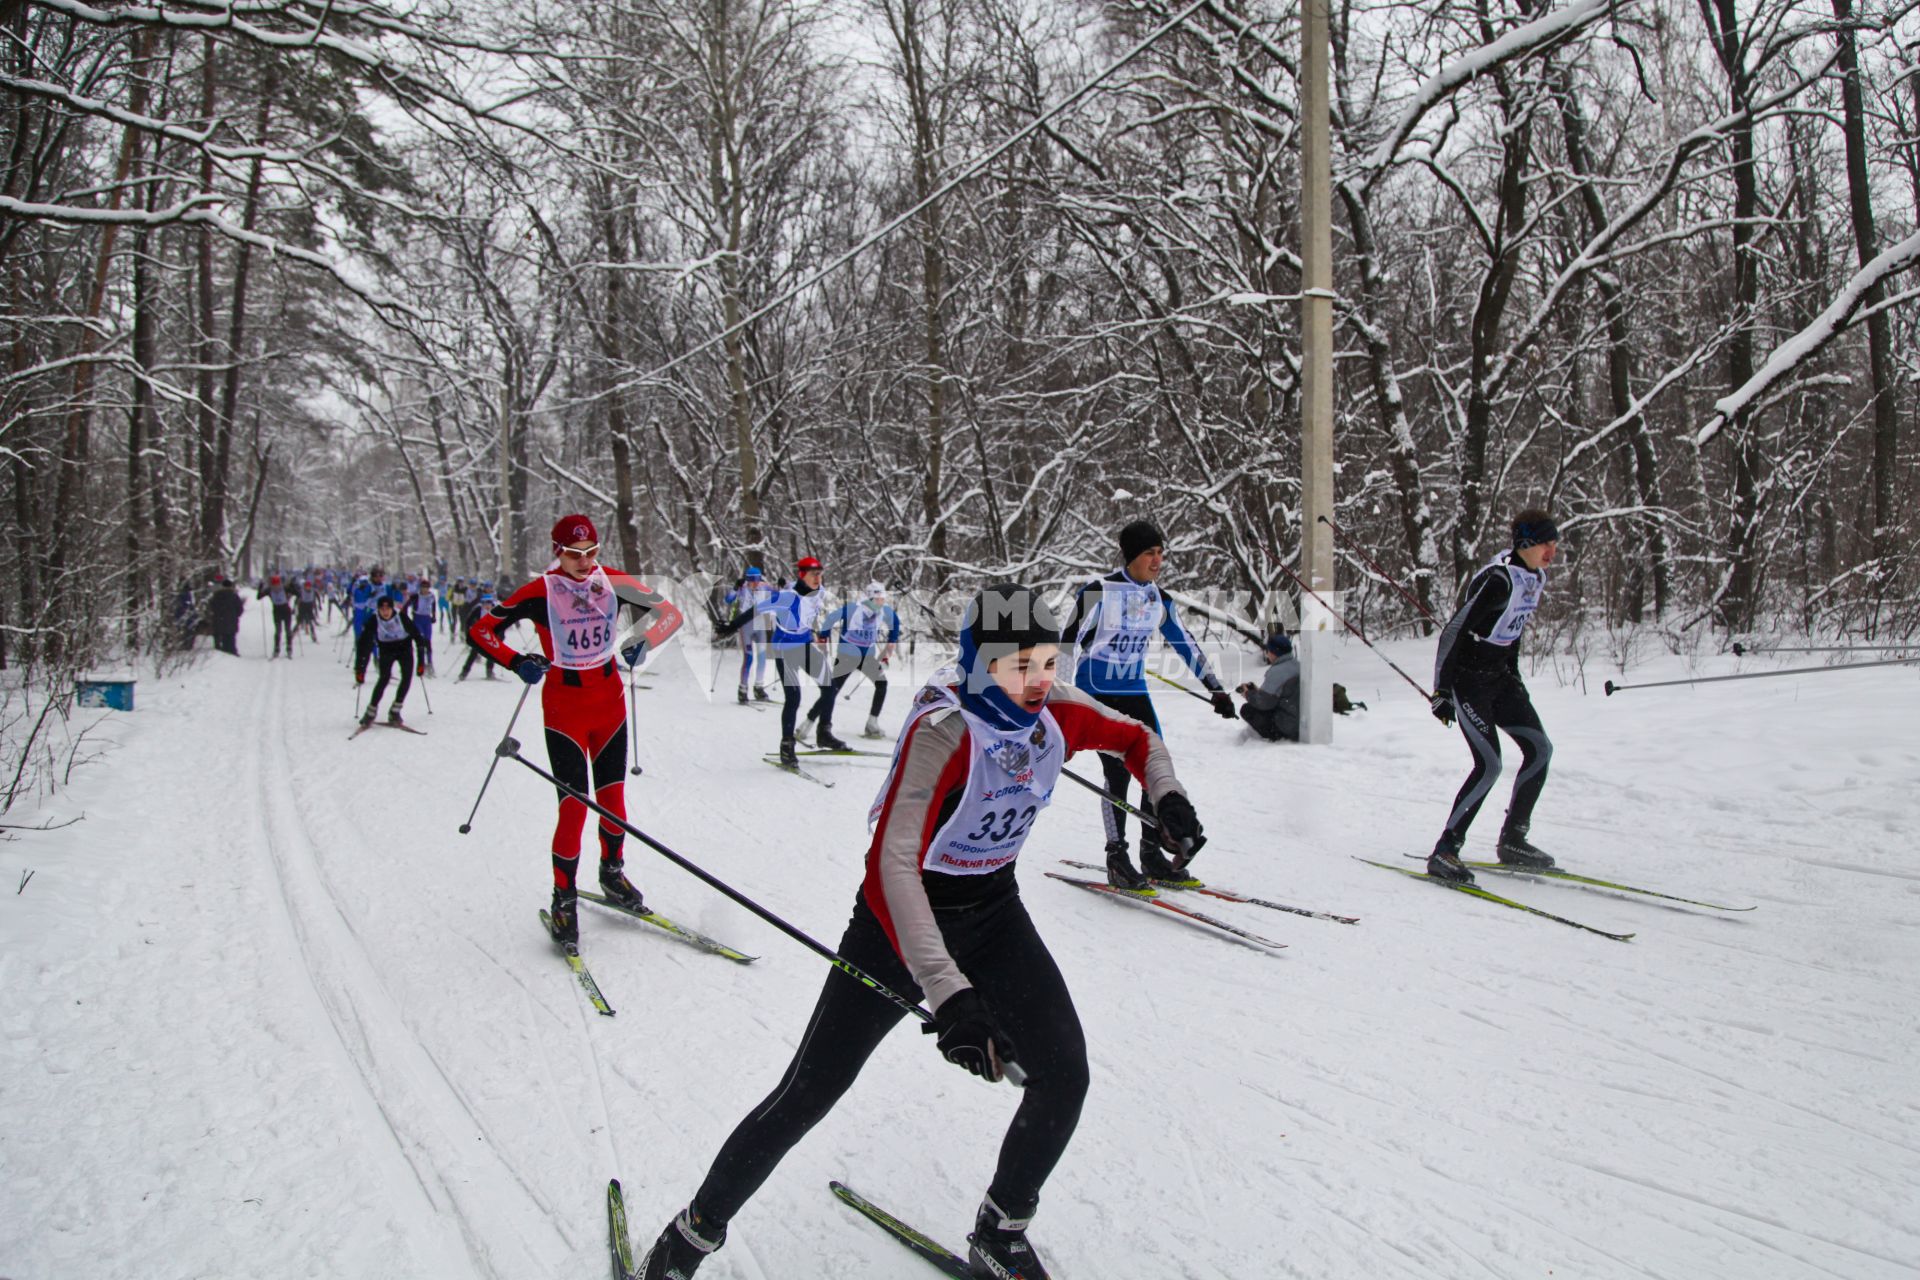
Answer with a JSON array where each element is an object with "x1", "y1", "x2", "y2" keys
[
  {"x1": 467, "y1": 576, "x2": 551, "y2": 668},
  {"x1": 605, "y1": 570, "x2": 685, "y2": 649},
  {"x1": 1049, "y1": 697, "x2": 1155, "y2": 786}
]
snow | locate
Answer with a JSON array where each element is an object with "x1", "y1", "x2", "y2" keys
[{"x1": 3, "y1": 631, "x2": 1917, "y2": 1279}]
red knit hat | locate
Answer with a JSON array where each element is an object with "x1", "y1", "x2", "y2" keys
[{"x1": 551, "y1": 514, "x2": 598, "y2": 550}]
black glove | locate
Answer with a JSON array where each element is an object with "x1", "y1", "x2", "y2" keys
[
  {"x1": 513, "y1": 653, "x2": 552, "y2": 686},
  {"x1": 1430, "y1": 691, "x2": 1455, "y2": 726},
  {"x1": 621, "y1": 639, "x2": 648, "y2": 668},
  {"x1": 1209, "y1": 689, "x2": 1237, "y2": 719},
  {"x1": 713, "y1": 613, "x2": 748, "y2": 642},
  {"x1": 922, "y1": 988, "x2": 1018, "y2": 1082},
  {"x1": 1154, "y1": 791, "x2": 1206, "y2": 867}
]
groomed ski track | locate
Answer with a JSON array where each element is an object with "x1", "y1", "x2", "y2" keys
[{"x1": 2, "y1": 639, "x2": 1915, "y2": 1278}]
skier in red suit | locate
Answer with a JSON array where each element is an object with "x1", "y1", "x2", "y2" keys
[{"x1": 469, "y1": 514, "x2": 684, "y2": 944}]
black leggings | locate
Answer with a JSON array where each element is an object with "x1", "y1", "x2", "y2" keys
[
  {"x1": 822, "y1": 645, "x2": 888, "y2": 719},
  {"x1": 775, "y1": 643, "x2": 831, "y2": 740},
  {"x1": 694, "y1": 886, "x2": 1088, "y2": 1225},
  {"x1": 367, "y1": 643, "x2": 413, "y2": 712},
  {"x1": 1088, "y1": 691, "x2": 1161, "y2": 848},
  {"x1": 1444, "y1": 673, "x2": 1552, "y2": 841}
]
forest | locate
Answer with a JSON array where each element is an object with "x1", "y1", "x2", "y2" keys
[{"x1": 4, "y1": 0, "x2": 1917, "y2": 681}]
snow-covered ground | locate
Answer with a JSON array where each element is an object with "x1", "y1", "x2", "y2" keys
[{"x1": 3, "y1": 627, "x2": 1916, "y2": 1280}]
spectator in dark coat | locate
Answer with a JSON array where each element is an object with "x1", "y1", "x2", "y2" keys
[
  {"x1": 206, "y1": 579, "x2": 245, "y2": 655},
  {"x1": 1236, "y1": 633, "x2": 1300, "y2": 742}
]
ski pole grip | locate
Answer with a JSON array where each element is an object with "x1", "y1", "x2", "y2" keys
[
  {"x1": 497, "y1": 736, "x2": 521, "y2": 756},
  {"x1": 1731, "y1": 642, "x2": 1747, "y2": 656},
  {"x1": 1002, "y1": 1062, "x2": 1028, "y2": 1087},
  {"x1": 1603, "y1": 681, "x2": 1617, "y2": 697}
]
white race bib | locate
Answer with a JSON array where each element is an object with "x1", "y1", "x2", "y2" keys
[{"x1": 544, "y1": 568, "x2": 619, "y2": 669}]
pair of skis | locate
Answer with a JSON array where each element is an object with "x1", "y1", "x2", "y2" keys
[
  {"x1": 762, "y1": 745, "x2": 888, "y2": 788},
  {"x1": 1359, "y1": 856, "x2": 1754, "y2": 942},
  {"x1": 347, "y1": 719, "x2": 426, "y2": 741},
  {"x1": 1043, "y1": 871, "x2": 1289, "y2": 952},
  {"x1": 540, "y1": 895, "x2": 758, "y2": 1018},
  {"x1": 1056, "y1": 860, "x2": 1360, "y2": 925},
  {"x1": 606, "y1": 1179, "x2": 978, "y2": 1280}
]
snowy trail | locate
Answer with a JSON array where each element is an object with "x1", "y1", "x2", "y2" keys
[{"x1": 2, "y1": 637, "x2": 1916, "y2": 1278}]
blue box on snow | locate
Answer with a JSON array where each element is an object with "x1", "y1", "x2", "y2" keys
[{"x1": 76, "y1": 677, "x2": 136, "y2": 710}]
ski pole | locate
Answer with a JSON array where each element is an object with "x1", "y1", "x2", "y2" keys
[
  {"x1": 1317, "y1": 514, "x2": 1440, "y2": 626},
  {"x1": 1147, "y1": 668, "x2": 1211, "y2": 704},
  {"x1": 353, "y1": 680, "x2": 364, "y2": 722},
  {"x1": 457, "y1": 682, "x2": 533, "y2": 834},
  {"x1": 1060, "y1": 765, "x2": 1159, "y2": 828},
  {"x1": 1730, "y1": 641, "x2": 1916, "y2": 656},
  {"x1": 416, "y1": 662, "x2": 433, "y2": 716},
  {"x1": 627, "y1": 662, "x2": 642, "y2": 775},
  {"x1": 1275, "y1": 561, "x2": 1433, "y2": 701},
  {"x1": 496, "y1": 738, "x2": 1027, "y2": 1087},
  {"x1": 1604, "y1": 655, "x2": 1919, "y2": 696}
]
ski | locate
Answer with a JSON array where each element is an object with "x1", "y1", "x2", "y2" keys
[
  {"x1": 1460, "y1": 862, "x2": 1755, "y2": 912},
  {"x1": 608, "y1": 1179, "x2": 636, "y2": 1280},
  {"x1": 1355, "y1": 859, "x2": 1634, "y2": 942},
  {"x1": 1059, "y1": 860, "x2": 1360, "y2": 925},
  {"x1": 1044, "y1": 872, "x2": 1287, "y2": 951},
  {"x1": 578, "y1": 891, "x2": 758, "y2": 964},
  {"x1": 539, "y1": 909, "x2": 617, "y2": 1015},
  {"x1": 829, "y1": 1181, "x2": 972, "y2": 1279},
  {"x1": 791, "y1": 746, "x2": 891, "y2": 759},
  {"x1": 762, "y1": 757, "x2": 835, "y2": 788},
  {"x1": 348, "y1": 720, "x2": 427, "y2": 739}
]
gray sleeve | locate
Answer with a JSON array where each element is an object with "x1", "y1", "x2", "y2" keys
[
  {"x1": 871, "y1": 709, "x2": 974, "y2": 1014},
  {"x1": 1249, "y1": 656, "x2": 1299, "y2": 711}
]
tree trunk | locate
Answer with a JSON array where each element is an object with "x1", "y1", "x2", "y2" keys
[
  {"x1": 1701, "y1": 0, "x2": 1763, "y2": 630},
  {"x1": 1555, "y1": 62, "x2": 1670, "y2": 618},
  {"x1": 599, "y1": 197, "x2": 642, "y2": 569},
  {"x1": 193, "y1": 39, "x2": 219, "y2": 564},
  {"x1": 1829, "y1": 0, "x2": 1898, "y2": 571},
  {"x1": 203, "y1": 65, "x2": 274, "y2": 563},
  {"x1": 51, "y1": 30, "x2": 151, "y2": 552}
]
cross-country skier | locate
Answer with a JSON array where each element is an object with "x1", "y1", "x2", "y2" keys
[
  {"x1": 295, "y1": 577, "x2": 319, "y2": 642},
  {"x1": 456, "y1": 589, "x2": 497, "y2": 680},
  {"x1": 1060, "y1": 520, "x2": 1236, "y2": 890},
  {"x1": 467, "y1": 515, "x2": 685, "y2": 945},
  {"x1": 1425, "y1": 509, "x2": 1560, "y2": 884},
  {"x1": 355, "y1": 595, "x2": 423, "y2": 727},
  {"x1": 723, "y1": 567, "x2": 776, "y2": 704},
  {"x1": 635, "y1": 583, "x2": 1205, "y2": 1280},
  {"x1": 757, "y1": 555, "x2": 843, "y2": 761},
  {"x1": 810, "y1": 580, "x2": 902, "y2": 740},
  {"x1": 350, "y1": 566, "x2": 389, "y2": 667},
  {"x1": 409, "y1": 577, "x2": 437, "y2": 676},
  {"x1": 258, "y1": 574, "x2": 296, "y2": 657}
]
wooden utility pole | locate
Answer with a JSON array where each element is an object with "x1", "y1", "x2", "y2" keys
[{"x1": 1297, "y1": 0, "x2": 1335, "y2": 744}]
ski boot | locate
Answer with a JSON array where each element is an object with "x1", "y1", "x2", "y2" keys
[
  {"x1": 737, "y1": 688, "x2": 749, "y2": 705},
  {"x1": 548, "y1": 888, "x2": 579, "y2": 947},
  {"x1": 778, "y1": 737, "x2": 799, "y2": 768},
  {"x1": 1103, "y1": 840, "x2": 1150, "y2": 893},
  {"x1": 1497, "y1": 825, "x2": 1555, "y2": 869},
  {"x1": 863, "y1": 715, "x2": 886, "y2": 740},
  {"x1": 1425, "y1": 833, "x2": 1475, "y2": 884},
  {"x1": 799, "y1": 711, "x2": 819, "y2": 745},
  {"x1": 598, "y1": 861, "x2": 646, "y2": 913},
  {"x1": 1139, "y1": 841, "x2": 1197, "y2": 887},
  {"x1": 968, "y1": 1194, "x2": 1050, "y2": 1280},
  {"x1": 815, "y1": 725, "x2": 851, "y2": 753},
  {"x1": 639, "y1": 1203, "x2": 726, "y2": 1280},
  {"x1": 387, "y1": 706, "x2": 405, "y2": 726},
  {"x1": 752, "y1": 686, "x2": 772, "y2": 702},
  {"x1": 359, "y1": 708, "x2": 376, "y2": 729}
]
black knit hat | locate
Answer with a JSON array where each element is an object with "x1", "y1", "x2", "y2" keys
[
  {"x1": 1512, "y1": 509, "x2": 1560, "y2": 549},
  {"x1": 1119, "y1": 519, "x2": 1164, "y2": 564},
  {"x1": 963, "y1": 583, "x2": 1061, "y2": 658}
]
